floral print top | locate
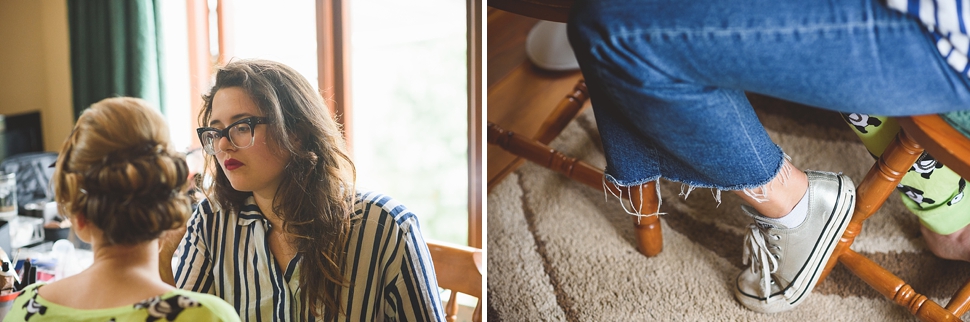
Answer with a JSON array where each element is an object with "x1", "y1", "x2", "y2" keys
[{"x1": 2, "y1": 283, "x2": 240, "y2": 322}]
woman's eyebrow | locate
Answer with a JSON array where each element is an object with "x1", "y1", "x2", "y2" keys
[{"x1": 208, "y1": 113, "x2": 256, "y2": 127}]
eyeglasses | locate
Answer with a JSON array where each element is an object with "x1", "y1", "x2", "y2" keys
[{"x1": 196, "y1": 117, "x2": 269, "y2": 155}]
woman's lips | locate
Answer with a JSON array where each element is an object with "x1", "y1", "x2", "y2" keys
[{"x1": 224, "y1": 158, "x2": 244, "y2": 170}]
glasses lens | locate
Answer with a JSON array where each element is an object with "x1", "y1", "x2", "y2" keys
[
  {"x1": 200, "y1": 130, "x2": 221, "y2": 155},
  {"x1": 229, "y1": 122, "x2": 255, "y2": 149}
]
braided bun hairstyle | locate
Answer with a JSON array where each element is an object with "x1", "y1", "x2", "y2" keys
[{"x1": 52, "y1": 97, "x2": 191, "y2": 245}]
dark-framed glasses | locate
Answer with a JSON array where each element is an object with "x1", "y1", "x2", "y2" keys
[{"x1": 196, "y1": 117, "x2": 269, "y2": 155}]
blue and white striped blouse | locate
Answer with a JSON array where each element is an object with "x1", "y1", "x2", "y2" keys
[
  {"x1": 173, "y1": 191, "x2": 445, "y2": 321},
  {"x1": 887, "y1": 0, "x2": 970, "y2": 76}
]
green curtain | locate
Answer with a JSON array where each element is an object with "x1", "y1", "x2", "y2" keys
[{"x1": 67, "y1": 0, "x2": 165, "y2": 120}]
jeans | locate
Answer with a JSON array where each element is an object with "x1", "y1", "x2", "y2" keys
[{"x1": 567, "y1": 0, "x2": 970, "y2": 191}]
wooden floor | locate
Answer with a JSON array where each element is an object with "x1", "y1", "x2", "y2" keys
[{"x1": 486, "y1": 8, "x2": 586, "y2": 191}]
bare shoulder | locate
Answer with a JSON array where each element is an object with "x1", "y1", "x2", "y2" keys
[{"x1": 38, "y1": 272, "x2": 174, "y2": 309}]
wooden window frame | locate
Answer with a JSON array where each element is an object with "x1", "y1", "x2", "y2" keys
[
  {"x1": 186, "y1": 0, "x2": 209, "y2": 150},
  {"x1": 467, "y1": 0, "x2": 483, "y2": 249}
]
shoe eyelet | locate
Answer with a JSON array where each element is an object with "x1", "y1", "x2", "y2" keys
[
  {"x1": 771, "y1": 234, "x2": 781, "y2": 240},
  {"x1": 772, "y1": 254, "x2": 780, "y2": 259}
]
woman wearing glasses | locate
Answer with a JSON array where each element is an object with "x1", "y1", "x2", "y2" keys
[{"x1": 159, "y1": 59, "x2": 445, "y2": 321}]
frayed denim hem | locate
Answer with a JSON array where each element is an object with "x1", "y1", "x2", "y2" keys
[
  {"x1": 603, "y1": 153, "x2": 793, "y2": 220},
  {"x1": 603, "y1": 174, "x2": 666, "y2": 223}
]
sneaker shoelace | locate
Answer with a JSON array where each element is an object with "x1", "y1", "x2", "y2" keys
[{"x1": 742, "y1": 223, "x2": 778, "y2": 300}]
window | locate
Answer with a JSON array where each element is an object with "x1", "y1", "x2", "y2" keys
[
  {"x1": 349, "y1": 0, "x2": 469, "y2": 246},
  {"x1": 167, "y1": 0, "x2": 480, "y2": 247}
]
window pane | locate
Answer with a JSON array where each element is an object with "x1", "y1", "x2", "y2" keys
[
  {"x1": 351, "y1": 0, "x2": 468, "y2": 245},
  {"x1": 157, "y1": 0, "x2": 192, "y2": 151},
  {"x1": 231, "y1": 0, "x2": 317, "y2": 87}
]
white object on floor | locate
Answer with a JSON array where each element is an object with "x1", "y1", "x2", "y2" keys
[{"x1": 526, "y1": 21, "x2": 581, "y2": 71}]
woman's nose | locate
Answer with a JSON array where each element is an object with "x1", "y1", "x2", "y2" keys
[{"x1": 216, "y1": 135, "x2": 235, "y2": 153}]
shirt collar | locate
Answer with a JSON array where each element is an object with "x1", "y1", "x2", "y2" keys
[{"x1": 236, "y1": 195, "x2": 266, "y2": 226}]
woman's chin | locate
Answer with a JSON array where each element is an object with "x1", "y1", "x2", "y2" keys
[{"x1": 228, "y1": 182, "x2": 252, "y2": 193}]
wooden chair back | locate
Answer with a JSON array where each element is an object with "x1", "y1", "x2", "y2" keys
[{"x1": 427, "y1": 240, "x2": 483, "y2": 322}]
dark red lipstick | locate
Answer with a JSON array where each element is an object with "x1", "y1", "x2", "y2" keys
[{"x1": 224, "y1": 158, "x2": 244, "y2": 171}]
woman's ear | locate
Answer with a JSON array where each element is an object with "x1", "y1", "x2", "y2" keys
[
  {"x1": 72, "y1": 213, "x2": 87, "y2": 229},
  {"x1": 71, "y1": 213, "x2": 91, "y2": 242}
]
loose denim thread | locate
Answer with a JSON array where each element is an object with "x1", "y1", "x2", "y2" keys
[
  {"x1": 679, "y1": 184, "x2": 697, "y2": 199},
  {"x1": 741, "y1": 154, "x2": 794, "y2": 203},
  {"x1": 603, "y1": 177, "x2": 666, "y2": 223},
  {"x1": 679, "y1": 184, "x2": 723, "y2": 206}
]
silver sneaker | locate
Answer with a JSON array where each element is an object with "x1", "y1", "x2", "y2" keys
[{"x1": 734, "y1": 170, "x2": 855, "y2": 313}]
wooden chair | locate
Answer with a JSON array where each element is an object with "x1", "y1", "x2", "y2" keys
[
  {"x1": 814, "y1": 114, "x2": 970, "y2": 321},
  {"x1": 427, "y1": 240, "x2": 483, "y2": 322},
  {"x1": 486, "y1": 2, "x2": 665, "y2": 258}
]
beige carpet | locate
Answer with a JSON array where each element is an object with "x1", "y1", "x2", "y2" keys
[{"x1": 486, "y1": 95, "x2": 970, "y2": 321}]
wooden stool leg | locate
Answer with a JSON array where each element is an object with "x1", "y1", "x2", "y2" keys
[
  {"x1": 445, "y1": 292, "x2": 459, "y2": 322},
  {"x1": 533, "y1": 80, "x2": 589, "y2": 144},
  {"x1": 626, "y1": 181, "x2": 662, "y2": 257},
  {"x1": 946, "y1": 278, "x2": 970, "y2": 317},
  {"x1": 471, "y1": 302, "x2": 482, "y2": 322},
  {"x1": 488, "y1": 123, "x2": 605, "y2": 189},
  {"x1": 840, "y1": 249, "x2": 960, "y2": 321},
  {"x1": 488, "y1": 79, "x2": 589, "y2": 190},
  {"x1": 813, "y1": 129, "x2": 962, "y2": 321},
  {"x1": 818, "y1": 130, "x2": 924, "y2": 284}
]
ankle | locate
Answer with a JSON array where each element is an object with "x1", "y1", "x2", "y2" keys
[
  {"x1": 735, "y1": 169, "x2": 809, "y2": 218},
  {"x1": 773, "y1": 190, "x2": 809, "y2": 227},
  {"x1": 922, "y1": 225, "x2": 970, "y2": 262}
]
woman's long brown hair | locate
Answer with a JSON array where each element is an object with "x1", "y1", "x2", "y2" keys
[{"x1": 198, "y1": 59, "x2": 356, "y2": 320}]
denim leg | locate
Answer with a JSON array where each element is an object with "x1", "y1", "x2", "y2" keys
[{"x1": 568, "y1": 0, "x2": 970, "y2": 190}]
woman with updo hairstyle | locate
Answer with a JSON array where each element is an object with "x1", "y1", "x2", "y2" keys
[
  {"x1": 4, "y1": 97, "x2": 240, "y2": 321},
  {"x1": 159, "y1": 59, "x2": 445, "y2": 321}
]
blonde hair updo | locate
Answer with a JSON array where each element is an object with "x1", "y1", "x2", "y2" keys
[{"x1": 52, "y1": 97, "x2": 190, "y2": 245}]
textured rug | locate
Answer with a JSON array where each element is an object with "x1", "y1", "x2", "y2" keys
[{"x1": 485, "y1": 95, "x2": 970, "y2": 321}]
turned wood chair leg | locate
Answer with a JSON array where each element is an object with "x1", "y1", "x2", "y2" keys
[
  {"x1": 489, "y1": 79, "x2": 589, "y2": 189},
  {"x1": 533, "y1": 80, "x2": 589, "y2": 144},
  {"x1": 814, "y1": 130, "x2": 961, "y2": 321},
  {"x1": 634, "y1": 215, "x2": 663, "y2": 257},
  {"x1": 818, "y1": 130, "x2": 923, "y2": 284},
  {"x1": 840, "y1": 249, "x2": 959, "y2": 321},
  {"x1": 629, "y1": 181, "x2": 662, "y2": 257},
  {"x1": 488, "y1": 122, "x2": 664, "y2": 256},
  {"x1": 946, "y1": 277, "x2": 970, "y2": 317},
  {"x1": 444, "y1": 292, "x2": 459, "y2": 322}
]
